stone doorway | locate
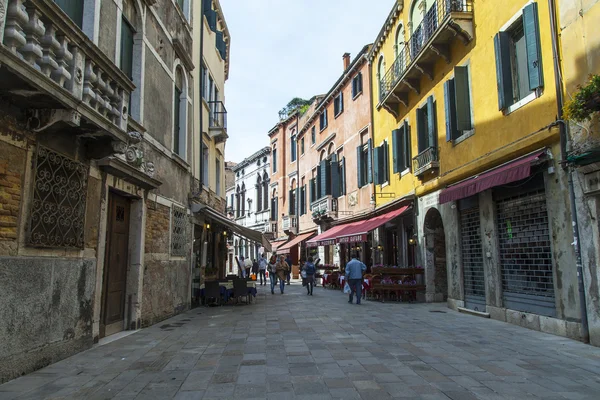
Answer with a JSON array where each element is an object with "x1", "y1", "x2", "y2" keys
[{"x1": 424, "y1": 208, "x2": 448, "y2": 302}]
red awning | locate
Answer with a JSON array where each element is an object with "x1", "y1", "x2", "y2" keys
[
  {"x1": 307, "y1": 224, "x2": 352, "y2": 247},
  {"x1": 270, "y1": 239, "x2": 289, "y2": 252},
  {"x1": 439, "y1": 150, "x2": 547, "y2": 204},
  {"x1": 336, "y1": 206, "x2": 410, "y2": 244},
  {"x1": 276, "y1": 231, "x2": 317, "y2": 255}
]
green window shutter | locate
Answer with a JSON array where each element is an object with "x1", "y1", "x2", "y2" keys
[
  {"x1": 288, "y1": 190, "x2": 293, "y2": 214},
  {"x1": 203, "y1": 0, "x2": 212, "y2": 12},
  {"x1": 523, "y1": 2, "x2": 544, "y2": 91},
  {"x1": 340, "y1": 157, "x2": 346, "y2": 195},
  {"x1": 417, "y1": 108, "x2": 426, "y2": 153},
  {"x1": 120, "y1": 18, "x2": 134, "y2": 80},
  {"x1": 319, "y1": 160, "x2": 328, "y2": 198},
  {"x1": 356, "y1": 146, "x2": 363, "y2": 188},
  {"x1": 373, "y1": 145, "x2": 382, "y2": 185},
  {"x1": 340, "y1": 93, "x2": 344, "y2": 113},
  {"x1": 444, "y1": 79, "x2": 458, "y2": 142},
  {"x1": 367, "y1": 139, "x2": 373, "y2": 184},
  {"x1": 302, "y1": 186, "x2": 307, "y2": 215},
  {"x1": 55, "y1": 0, "x2": 83, "y2": 27},
  {"x1": 494, "y1": 32, "x2": 513, "y2": 110},
  {"x1": 174, "y1": 87, "x2": 181, "y2": 154},
  {"x1": 454, "y1": 66, "x2": 472, "y2": 131},
  {"x1": 294, "y1": 188, "x2": 298, "y2": 216},
  {"x1": 383, "y1": 142, "x2": 390, "y2": 182},
  {"x1": 403, "y1": 121, "x2": 411, "y2": 171},
  {"x1": 331, "y1": 155, "x2": 340, "y2": 198},
  {"x1": 309, "y1": 180, "x2": 313, "y2": 210},
  {"x1": 392, "y1": 129, "x2": 401, "y2": 173},
  {"x1": 358, "y1": 73, "x2": 363, "y2": 93},
  {"x1": 427, "y1": 96, "x2": 436, "y2": 149}
]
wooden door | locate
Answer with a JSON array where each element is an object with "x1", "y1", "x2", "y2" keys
[{"x1": 101, "y1": 193, "x2": 130, "y2": 337}]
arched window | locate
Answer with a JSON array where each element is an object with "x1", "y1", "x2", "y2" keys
[
  {"x1": 256, "y1": 175, "x2": 263, "y2": 212},
  {"x1": 241, "y1": 183, "x2": 246, "y2": 216},
  {"x1": 327, "y1": 142, "x2": 335, "y2": 157},
  {"x1": 320, "y1": 150, "x2": 327, "y2": 162},
  {"x1": 271, "y1": 188, "x2": 278, "y2": 221},
  {"x1": 263, "y1": 171, "x2": 269, "y2": 211},
  {"x1": 173, "y1": 65, "x2": 188, "y2": 159},
  {"x1": 394, "y1": 23, "x2": 404, "y2": 59},
  {"x1": 377, "y1": 56, "x2": 386, "y2": 99}
]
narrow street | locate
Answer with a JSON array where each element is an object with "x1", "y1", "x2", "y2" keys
[{"x1": 1, "y1": 283, "x2": 599, "y2": 400}]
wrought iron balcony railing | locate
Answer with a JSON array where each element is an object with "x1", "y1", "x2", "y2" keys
[
  {"x1": 1, "y1": 0, "x2": 134, "y2": 140},
  {"x1": 412, "y1": 147, "x2": 440, "y2": 177},
  {"x1": 207, "y1": 100, "x2": 228, "y2": 143},
  {"x1": 379, "y1": 0, "x2": 473, "y2": 113}
]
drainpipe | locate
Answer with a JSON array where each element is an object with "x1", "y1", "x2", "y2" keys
[
  {"x1": 548, "y1": 0, "x2": 589, "y2": 343},
  {"x1": 368, "y1": 57, "x2": 376, "y2": 211},
  {"x1": 199, "y1": 3, "x2": 205, "y2": 189}
]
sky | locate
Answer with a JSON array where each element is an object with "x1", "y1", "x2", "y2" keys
[{"x1": 219, "y1": 0, "x2": 394, "y2": 163}]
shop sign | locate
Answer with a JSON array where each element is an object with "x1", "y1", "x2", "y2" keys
[
  {"x1": 318, "y1": 239, "x2": 336, "y2": 246},
  {"x1": 584, "y1": 170, "x2": 600, "y2": 195},
  {"x1": 337, "y1": 234, "x2": 367, "y2": 244},
  {"x1": 420, "y1": 191, "x2": 439, "y2": 211}
]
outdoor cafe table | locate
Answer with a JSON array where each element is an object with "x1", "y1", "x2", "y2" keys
[{"x1": 200, "y1": 281, "x2": 257, "y2": 303}]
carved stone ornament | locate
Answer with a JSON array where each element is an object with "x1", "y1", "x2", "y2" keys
[
  {"x1": 125, "y1": 146, "x2": 144, "y2": 167},
  {"x1": 143, "y1": 161, "x2": 155, "y2": 177},
  {"x1": 111, "y1": 141, "x2": 127, "y2": 154},
  {"x1": 127, "y1": 131, "x2": 143, "y2": 144}
]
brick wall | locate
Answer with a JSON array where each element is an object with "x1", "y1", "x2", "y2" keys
[
  {"x1": 0, "y1": 142, "x2": 25, "y2": 254},
  {"x1": 145, "y1": 202, "x2": 170, "y2": 254}
]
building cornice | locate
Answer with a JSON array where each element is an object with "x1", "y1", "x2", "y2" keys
[
  {"x1": 367, "y1": 1, "x2": 404, "y2": 63},
  {"x1": 233, "y1": 147, "x2": 271, "y2": 172}
]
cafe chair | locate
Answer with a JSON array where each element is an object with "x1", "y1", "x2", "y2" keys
[
  {"x1": 205, "y1": 281, "x2": 221, "y2": 307},
  {"x1": 233, "y1": 279, "x2": 249, "y2": 305}
]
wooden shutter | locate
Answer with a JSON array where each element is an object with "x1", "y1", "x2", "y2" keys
[
  {"x1": 392, "y1": 129, "x2": 401, "y2": 173},
  {"x1": 331, "y1": 155, "x2": 340, "y2": 198},
  {"x1": 356, "y1": 146, "x2": 363, "y2": 188},
  {"x1": 444, "y1": 79, "x2": 458, "y2": 142},
  {"x1": 523, "y1": 2, "x2": 543, "y2": 91},
  {"x1": 367, "y1": 139, "x2": 373, "y2": 184},
  {"x1": 55, "y1": 0, "x2": 83, "y2": 27},
  {"x1": 174, "y1": 87, "x2": 181, "y2": 154},
  {"x1": 300, "y1": 186, "x2": 306, "y2": 215},
  {"x1": 427, "y1": 96, "x2": 436, "y2": 149},
  {"x1": 454, "y1": 66, "x2": 472, "y2": 131},
  {"x1": 120, "y1": 18, "x2": 134, "y2": 80},
  {"x1": 352, "y1": 77, "x2": 357, "y2": 98},
  {"x1": 309, "y1": 179, "x2": 313, "y2": 210},
  {"x1": 383, "y1": 142, "x2": 389, "y2": 182},
  {"x1": 417, "y1": 108, "x2": 426, "y2": 153},
  {"x1": 339, "y1": 93, "x2": 343, "y2": 114},
  {"x1": 294, "y1": 189, "x2": 298, "y2": 216},
  {"x1": 320, "y1": 160, "x2": 328, "y2": 198},
  {"x1": 358, "y1": 72, "x2": 363, "y2": 93},
  {"x1": 494, "y1": 32, "x2": 513, "y2": 110},
  {"x1": 340, "y1": 157, "x2": 346, "y2": 195},
  {"x1": 373, "y1": 145, "x2": 382, "y2": 185},
  {"x1": 403, "y1": 120, "x2": 411, "y2": 171},
  {"x1": 288, "y1": 190, "x2": 293, "y2": 214}
]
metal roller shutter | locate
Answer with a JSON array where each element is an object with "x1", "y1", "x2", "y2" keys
[{"x1": 460, "y1": 200, "x2": 486, "y2": 311}]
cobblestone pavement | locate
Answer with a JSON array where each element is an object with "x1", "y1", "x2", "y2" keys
[{"x1": 2, "y1": 282, "x2": 600, "y2": 400}]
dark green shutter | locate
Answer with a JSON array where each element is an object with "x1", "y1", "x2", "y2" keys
[
  {"x1": 309, "y1": 179, "x2": 313, "y2": 210},
  {"x1": 444, "y1": 79, "x2": 458, "y2": 142},
  {"x1": 403, "y1": 121, "x2": 411, "y2": 171},
  {"x1": 288, "y1": 190, "x2": 293, "y2": 214},
  {"x1": 494, "y1": 32, "x2": 513, "y2": 110},
  {"x1": 340, "y1": 93, "x2": 343, "y2": 113},
  {"x1": 523, "y1": 2, "x2": 544, "y2": 91},
  {"x1": 359, "y1": 73, "x2": 363, "y2": 93},
  {"x1": 55, "y1": 0, "x2": 83, "y2": 27},
  {"x1": 302, "y1": 186, "x2": 307, "y2": 215},
  {"x1": 383, "y1": 142, "x2": 389, "y2": 182},
  {"x1": 203, "y1": 0, "x2": 212, "y2": 12},
  {"x1": 320, "y1": 160, "x2": 328, "y2": 198},
  {"x1": 417, "y1": 108, "x2": 426, "y2": 153},
  {"x1": 174, "y1": 87, "x2": 181, "y2": 154},
  {"x1": 356, "y1": 146, "x2": 363, "y2": 188},
  {"x1": 294, "y1": 189, "x2": 298, "y2": 216},
  {"x1": 454, "y1": 66, "x2": 472, "y2": 131},
  {"x1": 331, "y1": 155, "x2": 340, "y2": 198},
  {"x1": 120, "y1": 18, "x2": 134, "y2": 80},
  {"x1": 216, "y1": 31, "x2": 227, "y2": 60},
  {"x1": 367, "y1": 139, "x2": 373, "y2": 184},
  {"x1": 340, "y1": 157, "x2": 346, "y2": 195},
  {"x1": 392, "y1": 129, "x2": 401, "y2": 173},
  {"x1": 427, "y1": 96, "x2": 436, "y2": 149},
  {"x1": 373, "y1": 145, "x2": 382, "y2": 185}
]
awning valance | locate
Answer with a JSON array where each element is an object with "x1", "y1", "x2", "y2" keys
[
  {"x1": 193, "y1": 205, "x2": 272, "y2": 252},
  {"x1": 336, "y1": 206, "x2": 410, "y2": 244},
  {"x1": 307, "y1": 224, "x2": 353, "y2": 247},
  {"x1": 439, "y1": 150, "x2": 547, "y2": 204},
  {"x1": 276, "y1": 231, "x2": 317, "y2": 255}
]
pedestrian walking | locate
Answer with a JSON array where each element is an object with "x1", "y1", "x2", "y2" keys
[
  {"x1": 303, "y1": 256, "x2": 316, "y2": 296},
  {"x1": 258, "y1": 254, "x2": 267, "y2": 285},
  {"x1": 239, "y1": 256, "x2": 246, "y2": 278},
  {"x1": 276, "y1": 255, "x2": 290, "y2": 294},
  {"x1": 244, "y1": 256, "x2": 252, "y2": 278},
  {"x1": 345, "y1": 252, "x2": 366, "y2": 304},
  {"x1": 285, "y1": 255, "x2": 292, "y2": 285},
  {"x1": 252, "y1": 259, "x2": 259, "y2": 279},
  {"x1": 267, "y1": 255, "x2": 277, "y2": 294}
]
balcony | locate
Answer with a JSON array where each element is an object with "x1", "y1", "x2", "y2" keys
[
  {"x1": 0, "y1": 0, "x2": 134, "y2": 152},
  {"x1": 208, "y1": 101, "x2": 228, "y2": 143},
  {"x1": 311, "y1": 196, "x2": 338, "y2": 222},
  {"x1": 413, "y1": 147, "x2": 439, "y2": 178},
  {"x1": 263, "y1": 221, "x2": 276, "y2": 240},
  {"x1": 282, "y1": 215, "x2": 297, "y2": 235},
  {"x1": 378, "y1": 0, "x2": 474, "y2": 117}
]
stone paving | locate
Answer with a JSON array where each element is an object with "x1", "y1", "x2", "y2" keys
[{"x1": 1, "y1": 282, "x2": 600, "y2": 400}]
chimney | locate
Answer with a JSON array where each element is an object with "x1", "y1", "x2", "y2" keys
[{"x1": 343, "y1": 53, "x2": 351, "y2": 70}]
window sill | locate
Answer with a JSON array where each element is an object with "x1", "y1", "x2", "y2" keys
[
  {"x1": 400, "y1": 168, "x2": 410, "y2": 177},
  {"x1": 453, "y1": 129, "x2": 475, "y2": 146},
  {"x1": 381, "y1": 181, "x2": 390, "y2": 189},
  {"x1": 504, "y1": 91, "x2": 538, "y2": 115},
  {"x1": 320, "y1": 126, "x2": 327, "y2": 133},
  {"x1": 352, "y1": 91, "x2": 363, "y2": 101},
  {"x1": 171, "y1": 152, "x2": 190, "y2": 171},
  {"x1": 334, "y1": 111, "x2": 343, "y2": 119}
]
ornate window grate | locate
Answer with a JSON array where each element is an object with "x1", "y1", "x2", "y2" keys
[
  {"x1": 171, "y1": 205, "x2": 188, "y2": 256},
  {"x1": 29, "y1": 146, "x2": 88, "y2": 249}
]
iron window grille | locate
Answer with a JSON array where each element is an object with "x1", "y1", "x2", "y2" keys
[
  {"x1": 171, "y1": 205, "x2": 188, "y2": 256},
  {"x1": 29, "y1": 146, "x2": 89, "y2": 249}
]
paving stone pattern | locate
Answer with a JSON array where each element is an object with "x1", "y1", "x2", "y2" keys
[{"x1": 1, "y1": 283, "x2": 600, "y2": 399}]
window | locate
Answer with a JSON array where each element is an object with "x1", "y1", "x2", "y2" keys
[
  {"x1": 373, "y1": 141, "x2": 390, "y2": 185},
  {"x1": 215, "y1": 158, "x2": 221, "y2": 196},
  {"x1": 300, "y1": 179, "x2": 307, "y2": 216},
  {"x1": 356, "y1": 139, "x2": 373, "y2": 188},
  {"x1": 120, "y1": 17, "x2": 134, "y2": 80},
  {"x1": 171, "y1": 206, "x2": 187, "y2": 257},
  {"x1": 272, "y1": 148, "x2": 277, "y2": 173},
  {"x1": 377, "y1": 56, "x2": 385, "y2": 101},
  {"x1": 263, "y1": 172, "x2": 269, "y2": 211},
  {"x1": 241, "y1": 183, "x2": 246, "y2": 215},
  {"x1": 208, "y1": 75, "x2": 214, "y2": 102},
  {"x1": 236, "y1": 186, "x2": 241, "y2": 218},
  {"x1": 319, "y1": 109, "x2": 328, "y2": 131},
  {"x1": 334, "y1": 92, "x2": 344, "y2": 117},
  {"x1": 300, "y1": 137, "x2": 305, "y2": 155},
  {"x1": 494, "y1": 3, "x2": 543, "y2": 111},
  {"x1": 311, "y1": 126, "x2": 316, "y2": 144},
  {"x1": 201, "y1": 63, "x2": 208, "y2": 100},
  {"x1": 416, "y1": 96, "x2": 437, "y2": 154},
  {"x1": 177, "y1": 0, "x2": 184, "y2": 10},
  {"x1": 288, "y1": 180, "x2": 297, "y2": 216},
  {"x1": 202, "y1": 142, "x2": 209, "y2": 187},
  {"x1": 314, "y1": 153, "x2": 345, "y2": 200},
  {"x1": 173, "y1": 66, "x2": 187, "y2": 158},
  {"x1": 352, "y1": 73, "x2": 363, "y2": 99},
  {"x1": 445, "y1": 66, "x2": 473, "y2": 142},
  {"x1": 291, "y1": 135, "x2": 297, "y2": 162},
  {"x1": 392, "y1": 121, "x2": 411, "y2": 173},
  {"x1": 256, "y1": 175, "x2": 262, "y2": 212},
  {"x1": 394, "y1": 24, "x2": 405, "y2": 59},
  {"x1": 55, "y1": 0, "x2": 84, "y2": 27}
]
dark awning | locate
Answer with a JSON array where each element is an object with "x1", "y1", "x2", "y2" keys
[
  {"x1": 276, "y1": 231, "x2": 317, "y2": 255},
  {"x1": 439, "y1": 150, "x2": 547, "y2": 204},
  {"x1": 193, "y1": 205, "x2": 272, "y2": 252}
]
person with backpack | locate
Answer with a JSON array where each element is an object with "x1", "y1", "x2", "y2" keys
[
  {"x1": 303, "y1": 256, "x2": 316, "y2": 296},
  {"x1": 267, "y1": 255, "x2": 278, "y2": 294}
]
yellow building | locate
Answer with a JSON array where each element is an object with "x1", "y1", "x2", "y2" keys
[{"x1": 368, "y1": 0, "x2": 584, "y2": 341}]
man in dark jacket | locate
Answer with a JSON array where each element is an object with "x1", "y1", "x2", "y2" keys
[
  {"x1": 303, "y1": 257, "x2": 316, "y2": 295},
  {"x1": 285, "y1": 255, "x2": 292, "y2": 284}
]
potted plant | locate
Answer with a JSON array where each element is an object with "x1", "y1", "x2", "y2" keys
[{"x1": 564, "y1": 74, "x2": 600, "y2": 122}]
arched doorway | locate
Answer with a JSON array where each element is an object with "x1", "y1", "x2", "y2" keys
[{"x1": 424, "y1": 208, "x2": 447, "y2": 302}]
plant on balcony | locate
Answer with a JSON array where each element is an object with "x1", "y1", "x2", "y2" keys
[{"x1": 564, "y1": 74, "x2": 600, "y2": 122}]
